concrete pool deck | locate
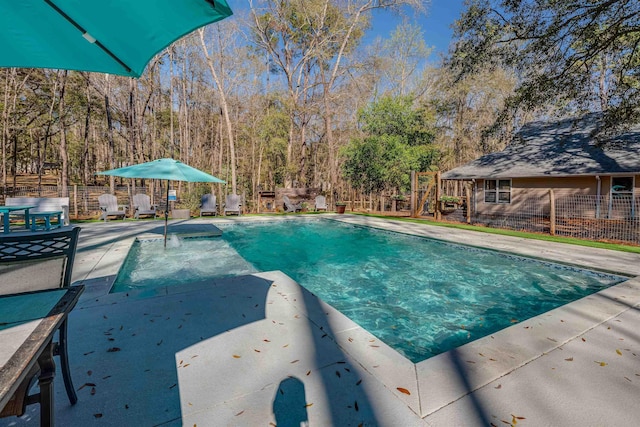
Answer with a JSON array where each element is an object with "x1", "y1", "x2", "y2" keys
[{"x1": 2, "y1": 215, "x2": 640, "y2": 426}]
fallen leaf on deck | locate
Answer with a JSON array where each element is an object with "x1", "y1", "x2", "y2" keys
[
  {"x1": 306, "y1": 371, "x2": 311, "y2": 376},
  {"x1": 304, "y1": 403, "x2": 313, "y2": 408},
  {"x1": 233, "y1": 355, "x2": 241, "y2": 358},
  {"x1": 356, "y1": 379, "x2": 362, "y2": 386},
  {"x1": 616, "y1": 349, "x2": 622, "y2": 355},
  {"x1": 494, "y1": 384, "x2": 502, "y2": 389},
  {"x1": 254, "y1": 349, "x2": 261, "y2": 353},
  {"x1": 396, "y1": 387, "x2": 411, "y2": 395},
  {"x1": 235, "y1": 410, "x2": 244, "y2": 416},
  {"x1": 87, "y1": 370, "x2": 92, "y2": 376},
  {"x1": 354, "y1": 400, "x2": 359, "y2": 411},
  {"x1": 107, "y1": 347, "x2": 121, "y2": 352},
  {"x1": 93, "y1": 413, "x2": 103, "y2": 419},
  {"x1": 169, "y1": 384, "x2": 177, "y2": 389},
  {"x1": 78, "y1": 383, "x2": 95, "y2": 391},
  {"x1": 336, "y1": 371, "x2": 341, "y2": 378},
  {"x1": 263, "y1": 339, "x2": 271, "y2": 342},
  {"x1": 283, "y1": 344, "x2": 289, "y2": 348},
  {"x1": 565, "y1": 357, "x2": 573, "y2": 361},
  {"x1": 291, "y1": 359, "x2": 299, "y2": 364},
  {"x1": 83, "y1": 351, "x2": 95, "y2": 356},
  {"x1": 90, "y1": 387, "x2": 96, "y2": 396},
  {"x1": 595, "y1": 361, "x2": 608, "y2": 366},
  {"x1": 157, "y1": 340, "x2": 163, "y2": 346}
]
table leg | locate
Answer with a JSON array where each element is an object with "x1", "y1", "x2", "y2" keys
[
  {"x1": 37, "y1": 340, "x2": 56, "y2": 427},
  {"x1": 1, "y1": 213, "x2": 7, "y2": 234},
  {"x1": 24, "y1": 209, "x2": 31, "y2": 230}
]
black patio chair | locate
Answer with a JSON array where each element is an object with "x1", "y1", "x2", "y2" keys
[{"x1": 0, "y1": 226, "x2": 81, "y2": 417}]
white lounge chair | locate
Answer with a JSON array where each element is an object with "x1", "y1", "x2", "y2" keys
[
  {"x1": 200, "y1": 193, "x2": 218, "y2": 216},
  {"x1": 98, "y1": 194, "x2": 127, "y2": 221},
  {"x1": 223, "y1": 194, "x2": 241, "y2": 216},
  {"x1": 283, "y1": 195, "x2": 302, "y2": 213},
  {"x1": 314, "y1": 195, "x2": 327, "y2": 211},
  {"x1": 133, "y1": 194, "x2": 157, "y2": 219}
]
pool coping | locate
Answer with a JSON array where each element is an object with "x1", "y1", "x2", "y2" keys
[{"x1": 74, "y1": 215, "x2": 640, "y2": 419}]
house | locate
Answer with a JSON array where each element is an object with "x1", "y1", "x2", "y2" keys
[{"x1": 442, "y1": 113, "x2": 640, "y2": 218}]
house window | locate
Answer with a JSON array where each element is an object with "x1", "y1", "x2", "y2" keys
[
  {"x1": 484, "y1": 179, "x2": 511, "y2": 203},
  {"x1": 611, "y1": 176, "x2": 634, "y2": 197}
]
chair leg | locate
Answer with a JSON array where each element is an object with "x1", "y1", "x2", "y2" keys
[{"x1": 55, "y1": 319, "x2": 78, "y2": 405}]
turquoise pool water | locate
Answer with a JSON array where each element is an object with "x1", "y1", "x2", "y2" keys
[{"x1": 112, "y1": 219, "x2": 625, "y2": 363}]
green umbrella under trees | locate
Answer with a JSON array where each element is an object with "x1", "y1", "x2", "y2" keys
[
  {"x1": 0, "y1": 0, "x2": 233, "y2": 77},
  {"x1": 98, "y1": 158, "x2": 225, "y2": 247}
]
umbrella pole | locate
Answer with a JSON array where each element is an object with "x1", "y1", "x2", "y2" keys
[{"x1": 164, "y1": 180, "x2": 169, "y2": 248}]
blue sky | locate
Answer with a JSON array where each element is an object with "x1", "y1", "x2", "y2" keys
[{"x1": 368, "y1": 1, "x2": 465, "y2": 61}]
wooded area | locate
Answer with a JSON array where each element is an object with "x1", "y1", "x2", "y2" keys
[{"x1": 2, "y1": 0, "x2": 638, "y2": 211}]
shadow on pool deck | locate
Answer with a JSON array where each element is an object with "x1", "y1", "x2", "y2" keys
[{"x1": 4, "y1": 217, "x2": 640, "y2": 426}]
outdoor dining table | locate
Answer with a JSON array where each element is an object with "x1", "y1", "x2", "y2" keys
[
  {"x1": 0, "y1": 205, "x2": 35, "y2": 234},
  {"x1": 0, "y1": 285, "x2": 84, "y2": 426}
]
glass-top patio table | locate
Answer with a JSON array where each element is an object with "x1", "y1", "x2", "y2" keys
[
  {"x1": 0, "y1": 206, "x2": 34, "y2": 234},
  {"x1": 0, "y1": 286, "x2": 84, "y2": 425}
]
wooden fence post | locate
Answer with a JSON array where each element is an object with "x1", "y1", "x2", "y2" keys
[
  {"x1": 73, "y1": 185, "x2": 78, "y2": 219},
  {"x1": 465, "y1": 185, "x2": 471, "y2": 224},
  {"x1": 410, "y1": 171, "x2": 417, "y2": 217},
  {"x1": 435, "y1": 171, "x2": 441, "y2": 221},
  {"x1": 549, "y1": 189, "x2": 556, "y2": 236}
]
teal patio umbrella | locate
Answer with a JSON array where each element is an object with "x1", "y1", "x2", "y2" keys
[
  {"x1": 98, "y1": 158, "x2": 225, "y2": 246},
  {"x1": 0, "y1": 0, "x2": 232, "y2": 77}
]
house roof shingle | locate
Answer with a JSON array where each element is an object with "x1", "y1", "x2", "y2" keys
[{"x1": 442, "y1": 113, "x2": 640, "y2": 180}]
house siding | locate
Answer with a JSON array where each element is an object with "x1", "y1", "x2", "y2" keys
[{"x1": 475, "y1": 175, "x2": 639, "y2": 215}]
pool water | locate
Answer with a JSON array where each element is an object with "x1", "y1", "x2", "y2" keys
[{"x1": 112, "y1": 219, "x2": 625, "y2": 363}]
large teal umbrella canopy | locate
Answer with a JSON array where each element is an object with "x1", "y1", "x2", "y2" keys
[
  {"x1": 98, "y1": 158, "x2": 225, "y2": 246},
  {"x1": 0, "y1": 0, "x2": 233, "y2": 77},
  {"x1": 97, "y1": 158, "x2": 226, "y2": 183}
]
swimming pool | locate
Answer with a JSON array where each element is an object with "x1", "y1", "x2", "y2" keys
[{"x1": 112, "y1": 219, "x2": 625, "y2": 362}]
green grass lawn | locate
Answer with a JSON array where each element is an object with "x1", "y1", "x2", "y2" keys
[{"x1": 352, "y1": 213, "x2": 640, "y2": 254}]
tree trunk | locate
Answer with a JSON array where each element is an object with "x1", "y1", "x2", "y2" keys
[
  {"x1": 58, "y1": 70, "x2": 69, "y2": 196},
  {"x1": 104, "y1": 75, "x2": 116, "y2": 192}
]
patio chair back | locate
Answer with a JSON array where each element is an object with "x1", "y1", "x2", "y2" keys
[
  {"x1": 200, "y1": 193, "x2": 217, "y2": 216},
  {"x1": 98, "y1": 194, "x2": 119, "y2": 211},
  {"x1": 133, "y1": 194, "x2": 152, "y2": 211},
  {"x1": 133, "y1": 194, "x2": 156, "y2": 219},
  {"x1": 315, "y1": 195, "x2": 327, "y2": 211},
  {"x1": 0, "y1": 226, "x2": 80, "y2": 295},
  {"x1": 223, "y1": 194, "x2": 241, "y2": 216}
]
